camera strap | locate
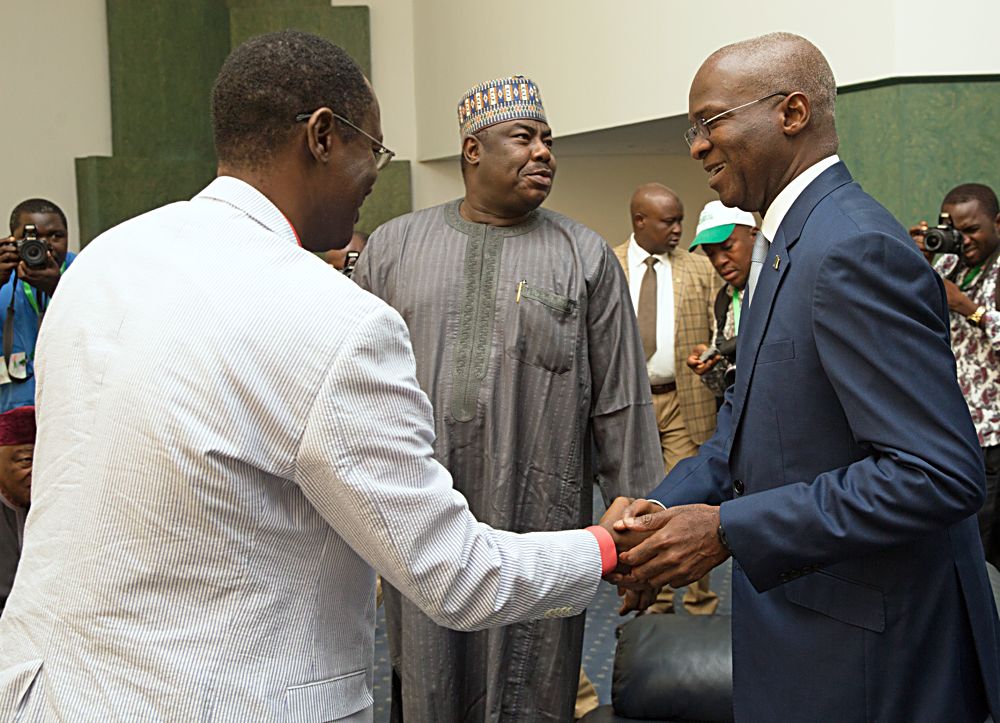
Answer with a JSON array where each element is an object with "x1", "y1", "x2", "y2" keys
[{"x1": 2, "y1": 277, "x2": 30, "y2": 384}]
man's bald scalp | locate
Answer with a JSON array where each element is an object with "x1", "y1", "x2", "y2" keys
[
  {"x1": 708, "y1": 32, "x2": 837, "y2": 133},
  {"x1": 630, "y1": 183, "x2": 681, "y2": 216}
]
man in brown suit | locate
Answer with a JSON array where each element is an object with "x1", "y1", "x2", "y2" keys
[{"x1": 614, "y1": 182, "x2": 721, "y2": 614}]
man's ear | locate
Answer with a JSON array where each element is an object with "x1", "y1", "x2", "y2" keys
[
  {"x1": 462, "y1": 135, "x2": 482, "y2": 168},
  {"x1": 303, "y1": 108, "x2": 338, "y2": 162},
  {"x1": 633, "y1": 212, "x2": 646, "y2": 231},
  {"x1": 781, "y1": 92, "x2": 811, "y2": 137}
]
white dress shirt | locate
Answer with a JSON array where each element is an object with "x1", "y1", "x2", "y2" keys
[
  {"x1": 761, "y1": 154, "x2": 841, "y2": 241},
  {"x1": 626, "y1": 234, "x2": 676, "y2": 383},
  {"x1": 0, "y1": 177, "x2": 603, "y2": 721}
]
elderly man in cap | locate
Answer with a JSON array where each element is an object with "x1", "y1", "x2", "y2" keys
[
  {"x1": 0, "y1": 406, "x2": 35, "y2": 612},
  {"x1": 355, "y1": 75, "x2": 660, "y2": 722},
  {"x1": 685, "y1": 201, "x2": 758, "y2": 398}
]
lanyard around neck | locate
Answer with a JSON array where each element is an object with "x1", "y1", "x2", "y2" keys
[
  {"x1": 732, "y1": 287, "x2": 741, "y2": 331},
  {"x1": 21, "y1": 260, "x2": 67, "y2": 316}
]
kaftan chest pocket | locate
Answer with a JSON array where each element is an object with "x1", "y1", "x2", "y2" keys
[{"x1": 505, "y1": 283, "x2": 578, "y2": 375}]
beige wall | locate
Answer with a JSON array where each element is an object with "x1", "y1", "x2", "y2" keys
[
  {"x1": 0, "y1": 0, "x2": 112, "y2": 250},
  {"x1": 4, "y1": 0, "x2": 999, "y2": 243},
  {"x1": 411, "y1": 0, "x2": 1000, "y2": 161},
  {"x1": 545, "y1": 155, "x2": 722, "y2": 248}
]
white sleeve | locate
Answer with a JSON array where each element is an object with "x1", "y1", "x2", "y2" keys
[{"x1": 294, "y1": 304, "x2": 602, "y2": 631}]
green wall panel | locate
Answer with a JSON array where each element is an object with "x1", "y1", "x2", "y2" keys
[
  {"x1": 228, "y1": 3, "x2": 371, "y2": 78},
  {"x1": 77, "y1": 1, "x2": 409, "y2": 247},
  {"x1": 106, "y1": 0, "x2": 231, "y2": 159},
  {"x1": 358, "y1": 161, "x2": 412, "y2": 235},
  {"x1": 75, "y1": 156, "x2": 217, "y2": 244},
  {"x1": 838, "y1": 78, "x2": 1000, "y2": 228}
]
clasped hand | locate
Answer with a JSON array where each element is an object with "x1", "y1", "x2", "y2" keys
[{"x1": 596, "y1": 497, "x2": 730, "y2": 615}]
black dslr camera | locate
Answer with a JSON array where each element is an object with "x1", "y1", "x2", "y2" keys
[
  {"x1": 923, "y1": 213, "x2": 964, "y2": 256},
  {"x1": 698, "y1": 336, "x2": 738, "y2": 365},
  {"x1": 16, "y1": 224, "x2": 49, "y2": 269},
  {"x1": 699, "y1": 336, "x2": 738, "y2": 387}
]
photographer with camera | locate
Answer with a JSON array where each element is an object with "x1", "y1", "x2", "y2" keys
[
  {"x1": 685, "y1": 201, "x2": 757, "y2": 399},
  {"x1": 911, "y1": 183, "x2": 1000, "y2": 566},
  {"x1": 0, "y1": 199, "x2": 76, "y2": 413}
]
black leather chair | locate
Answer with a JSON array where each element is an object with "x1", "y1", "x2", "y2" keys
[
  {"x1": 581, "y1": 563, "x2": 1000, "y2": 723},
  {"x1": 579, "y1": 613, "x2": 733, "y2": 723}
]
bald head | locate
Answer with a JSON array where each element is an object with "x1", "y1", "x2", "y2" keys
[
  {"x1": 630, "y1": 183, "x2": 680, "y2": 217},
  {"x1": 706, "y1": 32, "x2": 837, "y2": 139},
  {"x1": 630, "y1": 183, "x2": 684, "y2": 255}
]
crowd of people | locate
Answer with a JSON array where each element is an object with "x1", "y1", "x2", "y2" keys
[{"x1": 0, "y1": 26, "x2": 998, "y2": 723}]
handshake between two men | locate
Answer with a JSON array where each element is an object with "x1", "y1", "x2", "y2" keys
[{"x1": 597, "y1": 497, "x2": 731, "y2": 615}]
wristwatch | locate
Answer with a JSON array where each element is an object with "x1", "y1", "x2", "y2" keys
[{"x1": 967, "y1": 305, "x2": 987, "y2": 327}]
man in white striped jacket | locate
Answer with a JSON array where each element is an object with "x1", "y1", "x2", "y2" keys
[{"x1": 0, "y1": 31, "x2": 627, "y2": 722}]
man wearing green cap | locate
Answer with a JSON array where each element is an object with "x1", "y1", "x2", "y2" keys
[
  {"x1": 354, "y1": 75, "x2": 661, "y2": 723},
  {"x1": 686, "y1": 200, "x2": 758, "y2": 398}
]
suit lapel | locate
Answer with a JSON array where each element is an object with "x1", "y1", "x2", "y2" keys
[
  {"x1": 614, "y1": 242, "x2": 631, "y2": 283},
  {"x1": 724, "y1": 161, "x2": 856, "y2": 453},
  {"x1": 726, "y1": 228, "x2": 790, "y2": 453}
]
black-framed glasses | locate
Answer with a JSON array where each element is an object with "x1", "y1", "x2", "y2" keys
[
  {"x1": 295, "y1": 110, "x2": 395, "y2": 170},
  {"x1": 683, "y1": 92, "x2": 789, "y2": 147}
]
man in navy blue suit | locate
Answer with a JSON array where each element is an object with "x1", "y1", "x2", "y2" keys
[{"x1": 612, "y1": 32, "x2": 1000, "y2": 722}]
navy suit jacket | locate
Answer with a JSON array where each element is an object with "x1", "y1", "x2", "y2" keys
[{"x1": 649, "y1": 162, "x2": 1000, "y2": 722}]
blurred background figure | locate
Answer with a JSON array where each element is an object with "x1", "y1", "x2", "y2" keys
[
  {"x1": 0, "y1": 405, "x2": 35, "y2": 612},
  {"x1": 1, "y1": 200, "x2": 76, "y2": 413},
  {"x1": 613, "y1": 183, "x2": 721, "y2": 616},
  {"x1": 911, "y1": 183, "x2": 1000, "y2": 567},
  {"x1": 685, "y1": 201, "x2": 758, "y2": 400}
]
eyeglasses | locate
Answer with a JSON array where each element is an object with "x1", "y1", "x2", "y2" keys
[
  {"x1": 295, "y1": 110, "x2": 396, "y2": 170},
  {"x1": 683, "y1": 92, "x2": 789, "y2": 147}
]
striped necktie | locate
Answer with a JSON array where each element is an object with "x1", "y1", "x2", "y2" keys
[{"x1": 747, "y1": 231, "x2": 769, "y2": 306}]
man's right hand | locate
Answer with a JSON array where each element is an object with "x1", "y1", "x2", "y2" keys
[
  {"x1": 686, "y1": 344, "x2": 720, "y2": 376},
  {"x1": 0, "y1": 237, "x2": 19, "y2": 286},
  {"x1": 909, "y1": 220, "x2": 934, "y2": 263}
]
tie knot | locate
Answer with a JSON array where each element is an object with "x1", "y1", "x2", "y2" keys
[{"x1": 644, "y1": 257, "x2": 658, "y2": 269}]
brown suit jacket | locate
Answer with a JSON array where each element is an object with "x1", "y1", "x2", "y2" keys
[{"x1": 614, "y1": 239, "x2": 721, "y2": 445}]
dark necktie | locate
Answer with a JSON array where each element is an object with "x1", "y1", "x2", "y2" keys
[
  {"x1": 638, "y1": 257, "x2": 658, "y2": 359},
  {"x1": 747, "y1": 232, "x2": 769, "y2": 306}
]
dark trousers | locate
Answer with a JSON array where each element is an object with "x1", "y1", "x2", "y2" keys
[{"x1": 980, "y1": 445, "x2": 1000, "y2": 569}]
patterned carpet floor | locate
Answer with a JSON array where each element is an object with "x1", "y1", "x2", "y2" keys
[{"x1": 371, "y1": 487, "x2": 732, "y2": 721}]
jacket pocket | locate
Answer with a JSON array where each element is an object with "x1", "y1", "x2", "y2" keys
[
  {"x1": 756, "y1": 338, "x2": 794, "y2": 364},
  {"x1": 285, "y1": 669, "x2": 372, "y2": 722},
  {"x1": 784, "y1": 570, "x2": 885, "y2": 632},
  {"x1": 505, "y1": 283, "x2": 578, "y2": 374}
]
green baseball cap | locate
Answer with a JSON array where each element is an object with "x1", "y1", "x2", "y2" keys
[{"x1": 689, "y1": 201, "x2": 756, "y2": 251}]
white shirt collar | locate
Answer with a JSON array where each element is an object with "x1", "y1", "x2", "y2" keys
[
  {"x1": 195, "y1": 176, "x2": 301, "y2": 248},
  {"x1": 627, "y1": 233, "x2": 672, "y2": 268},
  {"x1": 760, "y1": 154, "x2": 840, "y2": 241}
]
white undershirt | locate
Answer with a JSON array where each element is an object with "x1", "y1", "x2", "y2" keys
[{"x1": 626, "y1": 234, "x2": 675, "y2": 383}]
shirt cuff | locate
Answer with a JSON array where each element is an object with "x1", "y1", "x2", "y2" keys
[
  {"x1": 585, "y1": 525, "x2": 618, "y2": 575},
  {"x1": 646, "y1": 498, "x2": 666, "y2": 510}
]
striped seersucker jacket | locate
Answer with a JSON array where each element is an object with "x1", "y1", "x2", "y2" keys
[{"x1": 0, "y1": 177, "x2": 603, "y2": 722}]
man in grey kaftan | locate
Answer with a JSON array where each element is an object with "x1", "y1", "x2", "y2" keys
[{"x1": 353, "y1": 74, "x2": 661, "y2": 723}]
